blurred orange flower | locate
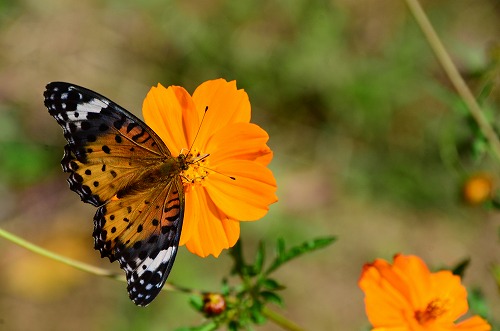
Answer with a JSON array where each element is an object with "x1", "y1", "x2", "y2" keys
[
  {"x1": 358, "y1": 254, "x2": 491, "y2": 331},
  {"x1": 462, "y1": 173, "x2": 494, "y2": 205},
  {"x1": 142, "y1": 78, "x2": 277, "y2": 257}
]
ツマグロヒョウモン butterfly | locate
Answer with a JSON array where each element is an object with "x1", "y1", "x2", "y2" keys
[{"x1": 44, "y1": 82, "x2": 188, "y2": 306}]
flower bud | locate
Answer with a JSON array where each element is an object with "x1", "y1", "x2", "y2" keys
[{"x1": 202, "y1": 293, "x2": 226, "y2": 316}]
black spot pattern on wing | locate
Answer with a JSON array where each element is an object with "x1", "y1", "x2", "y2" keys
[
  {"x1": 44, "y1": 82, "x2": 186, "y2": 306},
  {"x1": 94, "y1": 179, "x2": 184, "y2": 305},
  {"x1": 44, "y1": 82, "x2": 171, "y2": 205}
]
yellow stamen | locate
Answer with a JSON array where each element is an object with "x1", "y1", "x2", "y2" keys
[{"x1": 181, "y1": 148, "x2": 210, "y2": 184}]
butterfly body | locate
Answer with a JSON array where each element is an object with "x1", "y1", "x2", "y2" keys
[{"x1": 44, "y1": 82, "x2": 186, "y2": 306}]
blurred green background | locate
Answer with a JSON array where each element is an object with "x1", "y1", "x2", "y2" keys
[{"x1": 0, "y1": 0, "x2": 499, "y2": 330}]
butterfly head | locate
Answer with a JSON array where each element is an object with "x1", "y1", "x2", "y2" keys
[{"x1": 177, "y1": 150, "x2": 211, "y2": 184}]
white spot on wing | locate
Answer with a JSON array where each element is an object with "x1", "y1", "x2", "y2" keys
[
  {"x1": 137, "y1": 247, "x2": 175, "y2": 275},
  {"x1": 76, "y1": 98, "x2": 109, "y2": 115},
  {"x1": 67, "y1": 111, "x2": 81, "y2": 121}
]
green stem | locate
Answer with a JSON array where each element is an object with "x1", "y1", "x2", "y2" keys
[
  {"x1": 0, "y1": 226, "x2": 303, "y2": 329},
  {"x1": 492, "y1": 264, "x2": 500, "y2": 286},
  {"x1": 0, "y1": 226, "x2": 193, "y2": 294},
  {"x1": 262, "y1": 306, "x2": 304, "y2": 331},
  {"x1": 404, "y1": 0, "x2": 500, "y2": 161}
]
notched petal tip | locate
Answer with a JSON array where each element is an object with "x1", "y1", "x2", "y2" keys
[{"x1": 192, "y1": 79, "x2": 251, "y2": 141}]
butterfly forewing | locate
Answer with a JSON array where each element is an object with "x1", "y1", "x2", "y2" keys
[{"x1": 44, "y1": 82, "x2": 185, "y2": 306}]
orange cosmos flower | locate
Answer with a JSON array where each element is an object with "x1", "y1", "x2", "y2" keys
[
  {"x1": 142, "y1": 78, "x2": 277, "y2": 257},
  {"x1": 359, "y1": 254, "x2": 491, "y2": 331}
]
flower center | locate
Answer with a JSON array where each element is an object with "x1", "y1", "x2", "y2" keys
[
  {"x1": 180, "y1": 148, "x2": 210, "y2": 184},
  {"x1": 414, "y1": 299, "x2": 447, "y2": 325}
]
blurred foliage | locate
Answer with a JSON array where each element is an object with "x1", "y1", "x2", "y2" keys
[
  {"x1": 0, "y1": 0, "x2": 498, "y2": 209},
  {"x1": 180, "y1": 237, "x2": 336, "y2": 330},
  {"x1": 468, "y1": 286, "x2": 500, "y2": 331},
  {"x1": 0, "y1": 0, "x2": 499, "y2": 330}
]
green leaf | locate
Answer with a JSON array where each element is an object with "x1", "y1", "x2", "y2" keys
[
  {"x1": 174, "y1": 322, "x2": 218, "y2": 331},
  {"x1": 221, "y1": 278, "x2": 230, "y2": 296},
  {"x1": 230, "y1": 240, "x2": 247, "y2": 277},
  {"x1": 468, "y1": 288, "x2": 491, "y2": 318},
  {"x1": 266, "y1": 236, "x2": 336, "y2": 275},
  {"x1": 276, "y1": 237, "x2": 286, "y2": 261},
  {"x1": 261, "y1": 278, "x2": 285, "y2": 291},
  {"x1": 250, "y1": 302, "x2": 267, "y2": 325},
  {"x1": 477, "y1": 80, "x2": 494, "y2": 105},
  {"x1": 189, "y1": 295, "x2": 204, "y2": 311},
  {"x1": 228, "y1": 321, "x2": 239, "y2": 331},
  {"x1": 489, "y1": 198, "x2": 500, "y2": 210},
  {"x1": 451, "y1": 258, "x2": 470, "y2": 277},
  {"x1": 253, "y1": 241, "x2": 266, "y2": 275},
  {"x1": 260, "y1": 291, "x2": 284, "y2": 307}
]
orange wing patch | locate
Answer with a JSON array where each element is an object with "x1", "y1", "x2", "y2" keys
[{"x1": 44, "y1": 82, "x2": 185, "y2": 306}]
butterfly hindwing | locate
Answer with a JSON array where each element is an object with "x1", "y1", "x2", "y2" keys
[
  {"x1": 44, "y1": 82, "x2": 185, "y2": 306},
  {"x1": 94, "y1": 177, "x2": 184, "y2": 305}
]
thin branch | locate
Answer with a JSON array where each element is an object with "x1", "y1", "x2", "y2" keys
[
  {"x1": 0, "y1": 226, "x2": 304, "y2": 329},
  {"x1": 0, "y1": 226, "x2": 194, "y2": 294},
  {"x1": 262, "y1": 306, "x2": 305, "y2": 331},
  {"x1": 404, "y1": 0, "x2": 500, "y2": 160}
]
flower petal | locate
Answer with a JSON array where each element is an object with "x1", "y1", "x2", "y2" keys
[
  {"x1": 359, "y1": 259, "x2": 415, "y2": 327},
  {"x1": 359, "y1": 254, "x2": 492, "y2": 331},
  {"x1": 207, "y1": 123, "x2": 273, "y2": 166},
  {"x1": 183, "y1": 186, "x2": 240, "y2": 257},
  {"x1": 204, "y1": 160, "x2": 277, "y2": 221},
  {"x1": 143, "y1": 79, "x2": 276, "y2": 258},
  {"x1": 179, "y1": 185, "x2": 199, "y2": 246},
  {"x1": 142, "y1": 84, "x2": 197, "y2": 155},
  {"x1": 455, "y1": 316, "x2": 492, "y2": 331},
  {"x1": 429, "y1": 271, "x2": 468, "y2": 322},
  {"x1": 191, "y1": 79, "x2": 251, "y2": 149},
  {"x1": 391, "y1": 254, "x2": 433, "y2": 310}
]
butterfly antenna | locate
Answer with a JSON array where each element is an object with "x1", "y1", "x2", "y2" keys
[
  {"x1": 186, "y1": 106, "x2": 236, "y2": 181},
  {"x1": 186, "y1": 106, "x2": 209, "y2": 157},
  {"x1": 198, "y1": 164, "x2": 236, "y2": 181}
]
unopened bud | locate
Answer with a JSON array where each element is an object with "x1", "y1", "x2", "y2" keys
[{"x1": 202, "y1": 293, "x2": 226, "y2": 316}]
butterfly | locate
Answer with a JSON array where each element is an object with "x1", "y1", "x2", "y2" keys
[{"x1": 44, "y1": 82, "x2": 189, "y2": 306}]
